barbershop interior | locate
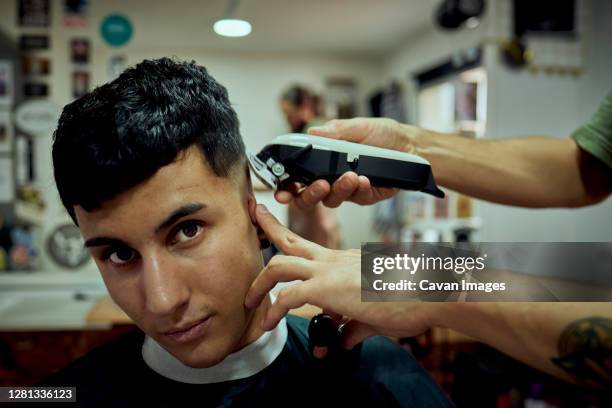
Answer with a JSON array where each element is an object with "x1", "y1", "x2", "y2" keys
[{"x1": 0, "y1": 0, "x2": 611, "y2": 406}]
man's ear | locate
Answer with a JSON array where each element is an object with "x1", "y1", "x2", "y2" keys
[
  {"x1": 244, "y1": 163, "x2": 269, "y2": 245},
  {"x1": 247, "y1": 194, "x2": 258, "y2": 226}
]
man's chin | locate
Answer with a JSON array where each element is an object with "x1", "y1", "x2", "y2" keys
[
  {"x1": 162, "y1": 337, "x2": 233, "y2": 369},
  {"x1": 177, "y1": 353, "x2": 228, "y2": 369}
]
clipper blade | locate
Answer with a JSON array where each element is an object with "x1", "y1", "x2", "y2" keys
[{"x1": 247, "y1": 153, "x2": 278, "y2": 190}]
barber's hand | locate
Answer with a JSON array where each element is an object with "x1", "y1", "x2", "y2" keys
[
  {"x1": 274, "y1": 118, "x2": 421, "y2": 209},
  {"x1": 245, "y1": 204, "x2": 437, "y2": 357}
]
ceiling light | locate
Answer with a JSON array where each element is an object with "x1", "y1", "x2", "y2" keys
[
  {"x1": 214, "y1": 1, "x2": 251, "y2": 38},
  {"x1": 213, "y1": 18, "x2": 252, "y2": 37}
]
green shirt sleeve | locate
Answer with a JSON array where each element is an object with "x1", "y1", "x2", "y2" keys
[{"x1": 571, "y1": 90, "x2": 612, "y2": 170}]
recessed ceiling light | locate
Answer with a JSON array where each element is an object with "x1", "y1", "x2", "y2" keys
[{"x1": 213, "y1": 18, "x2": 252, "y2": 37}]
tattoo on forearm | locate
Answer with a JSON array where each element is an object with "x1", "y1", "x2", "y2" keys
[{"x1": 552, "y1": 317, "x2": 612, "y2": 389}]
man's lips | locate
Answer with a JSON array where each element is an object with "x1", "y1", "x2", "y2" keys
[
  {"x1": 164, "y1": 317, "x2": 209, "y2": 335},
  {"x1": 162, "y1": 316, "x2": 212, "y2": 343}
]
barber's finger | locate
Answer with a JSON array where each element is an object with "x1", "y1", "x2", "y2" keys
[
  {"x1": 322, "y1": 172, "x2": 360, "y2": 208},
  {"x1": 293, "y1": 180, "x2": 331, "y2": 210},
  {"x1": 372, "y1": 187, "x2": 399, "y2": 203},
  {"x1": 245, "y1": 255, "x2": 314, "y2": 309},
  {"x1": 346, "y1": 175, "x2": 373, "y2": 204},
  {"x1": 349, "y1": 176, "x2": 398, "y2": 205},
  {"x1": 261, "y1": 283, "x2": 313, "y2": 331},
  {"x1": 274, "y1": 190, "x2": 294, "y2": 204},
  {"x1": 341, "y1": 320, "x2": 378, "y2": 350},
  {"x1": 255, "y1": 204, "x2": 323, "y2": 259},
  {"x1": 308, "y1": 118, "x2": 369, "y2": 143},
  {"x1": 274, "y1": 182, "x2": 303, "y2": 204}
]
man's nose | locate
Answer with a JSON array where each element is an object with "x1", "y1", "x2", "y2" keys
[{"x1": 141, "y1": 250, "x2": 190, "y2": 316}]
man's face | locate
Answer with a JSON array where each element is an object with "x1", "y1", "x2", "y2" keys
[
  {"x1": 281, "y1": 100, "x2": 309, "y2": 133},
  {"x1": 75, "y1": 146, "x2": 265, "y2": 368}
]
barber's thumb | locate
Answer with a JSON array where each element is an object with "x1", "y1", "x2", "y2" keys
[
  {"x1": 341, "y1": 320, "x2": 378, "y2": 350},
  {"x1": 309, "y1": 118, "x2": 363, "y2": 141},
  {"x1": 308, "y1": 120, "x2": 341, "y2": 137}
]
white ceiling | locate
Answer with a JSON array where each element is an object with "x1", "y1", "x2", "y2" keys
[{"x1": 106, "y1": 0, "x2": 437, "y2": 57}]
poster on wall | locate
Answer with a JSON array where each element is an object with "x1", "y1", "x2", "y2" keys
[
  {"x1": 18, "y1": 0, "x2": 50, "y2": 27},
  {"x1": 70, "y1": 38, "x2": 90, "y2": 64},
  {"x1": 0, "y1": 112, "x2": 13, "y2": 153},
  {"x1": 72, "y1": 71, "x2": 89, "y2": 98},
  {"x1": 0, "y1": 62, "x2": 14, "y2": 106}
]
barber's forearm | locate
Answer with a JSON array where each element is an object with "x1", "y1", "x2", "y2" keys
[
  {"x1": 432, "y1": 302, "x2": 612, "y2": 386},
  {"x1": 407, "y1": 127, "x2": 595, "y2": 207},
  {"x1": 433, "y1": 303, "x2": 569, "y2": 380}
]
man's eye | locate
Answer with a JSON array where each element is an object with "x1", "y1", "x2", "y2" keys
[
  {"x1": 108, "y1": 247, "x2": 136, "y2": 265},
  {"x1": 171, "y1": 221, "x2": 204, "y2": 245}
]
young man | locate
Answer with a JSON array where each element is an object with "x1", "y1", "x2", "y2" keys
[{"x1": 45, "y1": 58, "x2": 450, "y2": 406}]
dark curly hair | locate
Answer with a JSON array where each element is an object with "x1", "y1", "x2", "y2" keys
[{"x1": 52, "y1": 57, "x2": 245, "y2": 223}]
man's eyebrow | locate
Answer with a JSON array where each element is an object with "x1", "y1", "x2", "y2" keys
[
  {"x1": 84, "y1": 237, "x2": 129, "y2": 248},
  {"x1": 83, "y1": 203, "x2": 207, "y2": 248},
  {"x1": 154, "y1": 202, "x2": 207, "y2": 233}
]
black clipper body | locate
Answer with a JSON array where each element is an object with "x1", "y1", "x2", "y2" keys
[{"x1": 248, "y1": 134, "x2": 444, "y2": 198}]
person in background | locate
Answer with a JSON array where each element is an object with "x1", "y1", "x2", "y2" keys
[
  {"x1": 280, "y1": 85, "x2": 325, "y2": 133},
  {"x1": 279, "y1": 85, "x2": 341, "y2": 249}
]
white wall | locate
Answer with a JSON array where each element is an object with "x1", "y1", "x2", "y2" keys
[
  {"x1": 383, "y1": 0, "x2": 612, "y2": 242},
  {"x1": 480, "y1": 0, "x2": 612, "y2": 242}
]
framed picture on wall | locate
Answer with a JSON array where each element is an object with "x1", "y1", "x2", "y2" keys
[
  {"x1": 21, "y1": 55, "x2": 51, "y2": 75},
  {"x1": 70, "y1": 38, "x2": 90, "y2": 64},
  {"x1": 0, "y1": 111, "x2": 13, "y2": 153},
  {"x1": 19, "y1": 34, "x2": 50, "y2": 51},
  {"x1": 72, "y1": 71, "x2": 89, "y2": 98},
  {"x1": 63, "y1": 0, "x2": 89, "y2": 28},
  {"x1": 18, "y1": 0, "x2": 50, "y2": 27},
  {"x1": 24, "y1": 82, "x2": 48, "y2": 97}
]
